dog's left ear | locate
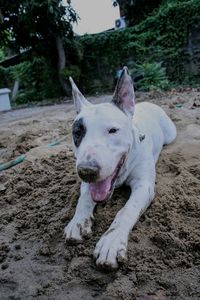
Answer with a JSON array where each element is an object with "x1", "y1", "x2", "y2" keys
[
  {"x1": 69, "y1": 77, "x2": 91, "y2": 114},
  {"x1": 112, "y1": 66, "x2": 135, "y2": 117}
]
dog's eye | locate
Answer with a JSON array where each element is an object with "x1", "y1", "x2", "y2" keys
[
  {"x1": 108, "y1": 128, "x2": 119, "y2": 134},
  {"x1": 74, "y1": 125, "x2": 84, "y2": 137},
  {"x1": 74, "y1": 125, "x2": 85, "y2": 140}
]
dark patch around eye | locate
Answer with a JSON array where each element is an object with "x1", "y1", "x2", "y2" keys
[{"x1": 72, "y1": 118, "x2": 86, "y2": 147}]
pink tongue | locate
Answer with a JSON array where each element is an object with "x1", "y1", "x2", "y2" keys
[{"x1": 89, "y1": 176, "x2": 112, "y2": 202}]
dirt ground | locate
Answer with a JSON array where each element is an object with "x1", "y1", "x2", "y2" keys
[{"x1": 0, "y1": 91, "x2": 200, "y2": 300}]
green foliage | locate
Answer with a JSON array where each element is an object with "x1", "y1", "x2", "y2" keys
[
  {"x1": 0, "y1": 66, "x2": 9, "y2": 86},
  {"x1": 0, "y1": 48, "x2": 6, "y2": 61},
  {"x1": 61, "y1": 65, "x2": 81, "y2": 81},
  {"x1": 0, "y1": 57, "x2": 61, "y2": 104},
  {"x1": 14, "y1": 57, "x2": 62, "y2": 104},
  {"x1": 1, "y1": 0, "x2": 199, "y2": 103},
  {"x1": 78, "y1": 0, "x2": 200, "y2": 89},
  {"x1": 132, "y1": 63, "x2": 169, "y2": 91},
  {"x1": 0, "y1": 0, "x2": 78, "y2": 96},
  {"x1": 123, "y1": 0, "x2": 163, "y2": 26},
  {"x1": 0, "y1": 0, "x2": 77, "y2": 49}
]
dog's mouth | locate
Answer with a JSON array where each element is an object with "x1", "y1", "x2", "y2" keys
[{"x1": 89, "y1": 154, "x2": 126, "y2": 203}]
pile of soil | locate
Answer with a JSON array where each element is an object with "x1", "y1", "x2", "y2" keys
[{"x1": 0, "y1": 92, "x2": 200, "y2": 299}]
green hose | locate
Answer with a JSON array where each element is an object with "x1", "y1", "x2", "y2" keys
[
  {"x1": 47, "y1": 137, "x2": 65, "y2": 147},
  {"x1": 0, "y1": 155, "x2": 26, "y2": 172},
  {"x1": 0, "y1": 137, "x2": 65, "y2": 171}
]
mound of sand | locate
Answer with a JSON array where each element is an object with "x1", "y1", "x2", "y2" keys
[{"x1": 0, "y1": 92, "x2": 200, "y2": 299}]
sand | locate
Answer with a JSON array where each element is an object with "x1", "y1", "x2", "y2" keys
[{"x1": 0, "y1": 91, "x2": 200, "y2": 299}]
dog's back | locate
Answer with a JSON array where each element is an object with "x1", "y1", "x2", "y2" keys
[
  {"x1": 133, "y1": 102, "x2": 176, "y2": 162},
  {"x1": 134, "y1": 102, "x2": 176, "y2": 144}
]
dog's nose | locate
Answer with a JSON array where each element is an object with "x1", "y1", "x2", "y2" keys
[{"x1": 77, "y1": 161, "x2": 100, "y2": 182}]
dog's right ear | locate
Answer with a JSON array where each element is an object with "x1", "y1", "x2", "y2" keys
[
  {"x1": 112, "y1": 66, "x2": 135, "y2": 117},
  {"x1": 69, "y1": 77, "x2": 91, "y2": 114}
]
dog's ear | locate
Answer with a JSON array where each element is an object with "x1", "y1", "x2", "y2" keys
[
  {"x1": 69, "y1": 77, "x2": 91, "y2": 114},
  {"x1": 112, "y1": 66, "x2": 135, "y2": 117}
]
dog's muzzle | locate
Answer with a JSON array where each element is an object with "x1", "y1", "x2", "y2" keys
[{"x1": 77, "y1": 161, "x2": 100, "y2": 182}]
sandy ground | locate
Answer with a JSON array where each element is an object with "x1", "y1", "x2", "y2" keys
[{"x1": 0, "y1": 91, "x2": 200, "y2": 300}]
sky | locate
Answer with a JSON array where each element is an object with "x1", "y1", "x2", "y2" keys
[{"x1": 69, "y1": 0, "x2": 120, "y2": 35}]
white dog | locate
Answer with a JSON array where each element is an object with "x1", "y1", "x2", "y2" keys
[{"x1": 64, "y1": 67, "x2": 176, "y2": 269}]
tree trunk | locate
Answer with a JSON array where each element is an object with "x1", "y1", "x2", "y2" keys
[
  {"x1": 11, "y1": 79, "x2": 19, "y2": 102},
  {"x1": 55, "y1": 36, "x2": 68, "y2": 95}
]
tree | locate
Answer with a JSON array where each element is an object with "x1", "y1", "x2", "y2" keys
[{"x1": 0, "y1": 0, "x2": 78, "y2": 94}]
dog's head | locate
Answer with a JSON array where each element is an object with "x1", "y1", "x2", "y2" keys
[{"x1": 70, "y1": 67, "x2": 135, "y2": 203}]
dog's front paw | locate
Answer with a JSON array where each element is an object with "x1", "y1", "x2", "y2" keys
[
  {"x1": 64, "y1": 215, "x2": 93, "y2": 243},
  {"x1": 94, "y1": 229, "x2": 128, "y2": 270}
]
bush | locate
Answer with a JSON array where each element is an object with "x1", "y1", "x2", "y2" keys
[
  {"x1": 0, "y1": 57, "x2": 62, "y2": 104},
  {"x1": 0, "y1": 48, "x2": 6, "y2": 61},
  {"x1": 132, "y1": 62, "x2": 169, "y2": 91},
  {"x1": 0, "y1": 66, "x2": 10, "y2": 87},
  {"x1": 61, "y1": 65, "x2": 81, "y2": 81}
]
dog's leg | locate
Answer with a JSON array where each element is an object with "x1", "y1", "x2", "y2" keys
[
  {"x1": 94, "y1": 178, "x2": 155, "y2": 269},
  {"x1": 64, "y1": 182, "x2": 96, "y2": 242}
]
